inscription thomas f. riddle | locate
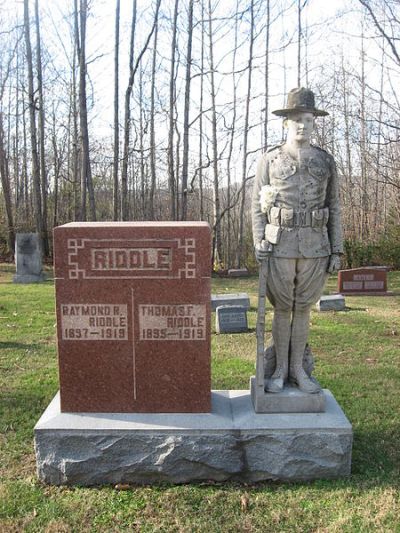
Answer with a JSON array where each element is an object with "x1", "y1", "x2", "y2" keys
[
  {"x1": 91, "y1": 248, "x2": 171, "y2": 271},
  {"x1": 61, "y1": 304, "x2": 128, "y2": 340},
  {"x1": 139, "y1": 304, "x2": 206, "y2": 341}
]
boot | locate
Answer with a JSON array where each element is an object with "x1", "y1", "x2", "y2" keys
[
  {"x1": 289, "y1": 364, "x2": 321, "y2": 393},
  {"x1": 289, "y1": 308, "x2": 321, "y2": 394},
  {"x1": 265, "y1": 309, "x2": 291, "y2": 393}
]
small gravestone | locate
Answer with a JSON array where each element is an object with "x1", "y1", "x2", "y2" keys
[
  {"x1": 316, "y1": 294, "x2": 346, "y2": 311},
  {"x1": 228, "y1": 268, "x2": 249, "y2": 278},
  {"x1": 211, "y1": 293, "x2": 250, "y2": 311},
  {"x1": 13, "y1": 233, "x2": 45, "y2": 283},
  {"x1": 216, "y1": 305, "x2": 248, "y2": 333},
  {"x1": 338, "y1": 267, "x2": 389, "y2": 295}
]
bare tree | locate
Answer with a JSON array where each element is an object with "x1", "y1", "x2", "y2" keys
[
  {"x1": 264, "y1": 0, "x2": 270, "y2": 151},
  {"x1": 208, "y1": 0, "x2": 222, "y2": 266},
  {"x1": 168, "y1": 0, "x2": 179, "y2": 220},
  {"x1": 113, "y1": 0, "x2": 120, "y2": 221},
  {"x1": 121, "y1": 0, "x2": 161, "y2": 220},
  {"x1": 121, "y1": 0, "x2": 137, "y2": 221},
  {"x1": 180, "y1": 0, "x2": 194, "y2": 220},
  {"x1": 24, "y1": 0, "x2": 45, "y2": 249},
  {"x1": 34, "y1": 0, "x2": 49, "y2": 254},
  {"x1": 237, "y1": 0, "x2": 255, "y2": 267},
  {"x1": 0, "y1": 112, "x2": 15, "y2": 253},
  {"x1": 149, "y1": 13, "x2": 159, "y2": 220},
  {"x1": 75, "y1": 0, "x2": 96, "y2": 221}
]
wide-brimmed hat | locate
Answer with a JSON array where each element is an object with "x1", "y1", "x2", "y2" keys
[{"x1": 272, "y1": 87, "x2": 328, "y2": 117}]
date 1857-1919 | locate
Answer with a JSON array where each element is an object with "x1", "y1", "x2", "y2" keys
[{"x1": 63, "y1": 327, "x2": 127, "y2": 340}]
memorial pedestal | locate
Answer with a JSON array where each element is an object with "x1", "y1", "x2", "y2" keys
[
  {"x1": 34, "y1": 389, "x2": 352, "y2": 485},
  {"x1": 250, "y1": 377, "x2": 326, "y2": 413}
]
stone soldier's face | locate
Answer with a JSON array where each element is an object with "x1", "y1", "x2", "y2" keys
[{"x1": 285, "y1": 112, "x2": 315, "y2": 143}]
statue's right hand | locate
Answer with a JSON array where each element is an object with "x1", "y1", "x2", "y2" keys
[{"x1": 255, "y1": 241, "x2": 272, "y2": 263}]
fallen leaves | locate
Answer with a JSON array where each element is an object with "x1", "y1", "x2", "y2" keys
[
  {"x1": 240, "y1": 493, "x2": 249, "y2": 512},
  {"x1": 114, "y1": 483, "x2": 131, "y2": 491}
]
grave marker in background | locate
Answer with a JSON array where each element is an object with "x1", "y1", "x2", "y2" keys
[
  {"x1": 338, "y1": 267, "x2": 388, "y2": 295},
  {"x1": 216, "y1": 305, "x2": 248, "y2": 333},
  {"x1": 211, "y1": 293, "x2": 250, "y2": 311},
  {"x1": 316, "y1": 294, "x2": 346, "y2": 311},
  {"x1": 13, "y1": 233, "x2": 45, "y2": 283}
]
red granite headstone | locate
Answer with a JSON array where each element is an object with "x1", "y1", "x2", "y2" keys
[
  {"x1": 338, "y1": 267, "x2": 387, "y2": 294},
  {"x1": 54, "y1": 222, "x2": 211, "y2": 413}
]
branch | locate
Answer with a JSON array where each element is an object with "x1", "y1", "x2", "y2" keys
[{"x1": 359, "y1": 0, "x2": 400, "y2": 65}]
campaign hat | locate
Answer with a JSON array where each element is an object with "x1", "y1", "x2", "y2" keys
[{"x1": 272, "y1": 87, "x2": 329, "y2": 117}]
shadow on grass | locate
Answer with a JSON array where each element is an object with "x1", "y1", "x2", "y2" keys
[{"x1": 0, "y1": 341, "x2": 44, "y2": 350}]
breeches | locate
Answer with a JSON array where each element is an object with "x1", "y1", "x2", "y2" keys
[{"x1": 266, "y1": 256, "x2": 329, "y2": 312}]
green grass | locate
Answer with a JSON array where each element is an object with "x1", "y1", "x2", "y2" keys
[{"x1": 1, "y1": 264, "x2": 400, "y2": 532}]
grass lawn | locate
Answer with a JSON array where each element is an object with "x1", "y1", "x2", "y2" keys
[{"x1": 1, "y1": 263, "x2": 400, "y2": 532}]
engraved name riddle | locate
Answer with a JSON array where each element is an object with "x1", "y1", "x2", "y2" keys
[
  {"x1": 91, "y1": 248, "x2": 171, "y2": 271},
  {"x1": 139, "y1": 304, "x2": 206, "y2": 341}
]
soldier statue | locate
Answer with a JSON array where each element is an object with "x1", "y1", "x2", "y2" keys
[{"x1": 252, "y1": 87, "x2": 343, "y2": 394}]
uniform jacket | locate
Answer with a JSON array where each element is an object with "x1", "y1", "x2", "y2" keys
[{"x1": 252, "y1": 144, "x2": 343, "y2": 258}]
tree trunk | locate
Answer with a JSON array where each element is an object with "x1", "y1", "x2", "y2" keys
[
  {"x1": 69, "y1": 38, "x2": 80, "y2": 221},
  {"x1": 113, "y1": 0, "x2": 120, "y2": 221},
  {"x1": 139, "y1": 64, "x2": 146, "y2": 219},
  {"x1": 180, "y1": 0, "x2": 194, "y2": 221},
  {"x1": 167, "y1": 0, "x2": 179, "y2": 220},
  {"x1": 34, "y1": 0, "x2": 49, "y2": 255},
  {"x1": 24, "y1": 0, "x2": 44, "y2": 250},
  {"x1": 226, "y1": 0, "x2": 239, "y2": 267},
  {"x1": 0, "y1": 113, "x2": 15, "y2": 254},
  {"x1": 76, "y1": 0, "x2": 96, "y2": 221},
  {"x1": 360, "y1": 28, "x2": 368, "y2": 240},
  {"x1": 237, "y1": 0, "x2": 254, "y2": 268},
  {"x1": 149, "y1": 17, "x2": 159, "y2": 220},
  {"x1": 264, "y1": 0, "x2": 270, "y2": 152},
  {"x1": 198, "y1": 0, "x2": 205, "y2": 221},
  {"x1": 297, "y1": 0, "x2": 302, "y2": 86},
  {"x1": 52, "y1": 108, "x2": 60, "y2": 228},
  {"x1": 208, "y1": 0, "x2": 222, "y2": 268}
]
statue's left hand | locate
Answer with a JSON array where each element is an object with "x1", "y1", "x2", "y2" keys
[{"x1": 327, "y1": 253, "x2": 341, "y2": 274}]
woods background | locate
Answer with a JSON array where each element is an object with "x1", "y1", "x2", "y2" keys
[{"x1": 0, "y1": 0, "x2": 399, "y2": 270}]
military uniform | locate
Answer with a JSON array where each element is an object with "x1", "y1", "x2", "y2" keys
[
  {"x1": 252, "y1": 143, "x2": 343, "y2": 316},
  {"x1": 251, "y1": 87, "x2": 343, "y2": 393},
  {"x1": 252, "y1": 144, "x2": 343, "y2": 259}
]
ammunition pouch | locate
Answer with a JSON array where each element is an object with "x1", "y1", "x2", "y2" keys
[{"x1": 268, "y1": 207, "x2": 329, "y2": 229}]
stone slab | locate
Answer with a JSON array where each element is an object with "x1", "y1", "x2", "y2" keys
[
  {"x1": 316, "y1": 294, "x2": 346, "y2": 311},
  {"x1": 216, "y1": 305, "x2": 248, "y2": 334},
  {"x1": 34, "y1": 389, "x2": 352, "y2": 485},
  {"x1": 53, "y1": 222, "x2": 211, "y2": 413},
  {"x1": 211, "y1": 293, "x2": 250, "y2": 311},
  {"x1": 13, "y1": 233, "x2": 45, "y2": 283},
  {"x1": 227, "y1": 268, "x2": 249, "y2": 278},
  {"x1": 250, "y1": 377, "x2": 325, "y2": 413},
  {"x1": 338, "y1": 267, "x2": 387, "y2": 294}
]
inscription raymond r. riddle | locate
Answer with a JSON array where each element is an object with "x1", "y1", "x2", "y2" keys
[{"x1": 61, "y1": 304, "x2": 128, "y2": 340}]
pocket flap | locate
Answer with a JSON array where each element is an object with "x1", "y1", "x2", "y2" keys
[
  {"x1": 269, "y1": 207, "x2": 281, "y2": 225},
  {"x1": 280, "y1": 208, "x2": 294, "y2": 226},
  {"x1": 312, "y1": 210, "x2": 324, "y2": 220},
  {"x1": 265, "y1": 224, "x2": 282, "y2": 245}
]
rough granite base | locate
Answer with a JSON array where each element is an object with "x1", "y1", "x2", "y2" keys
[{"x1": 34, "y1": 390, "x2": 352, "y2": 486}]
